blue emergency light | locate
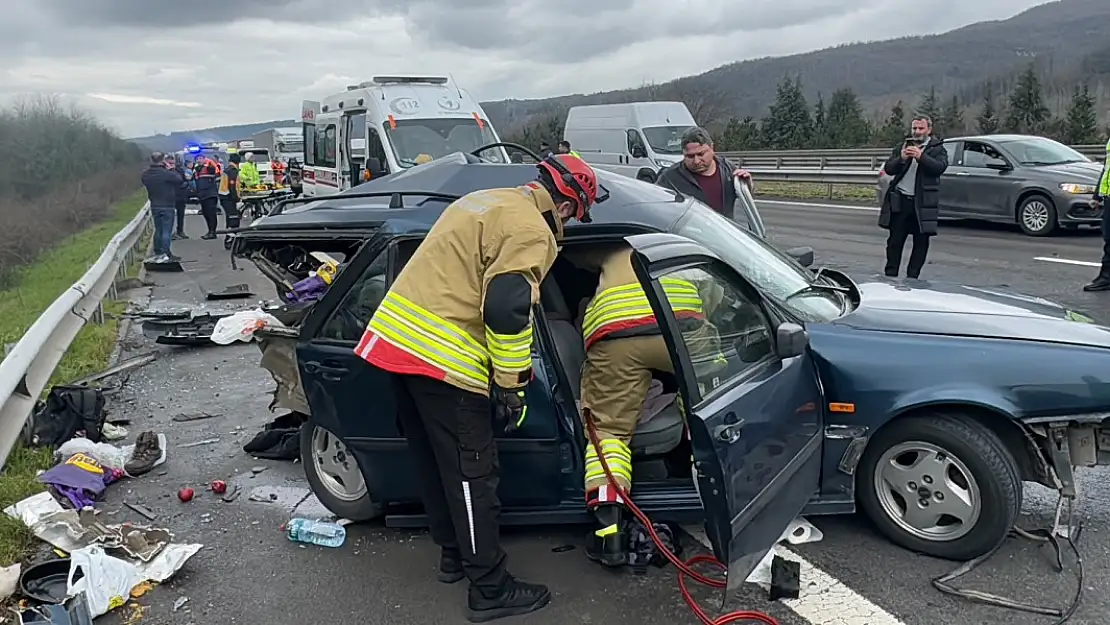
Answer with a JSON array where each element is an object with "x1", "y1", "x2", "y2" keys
[{"x1": 185, "y1": 143, "x2": 201, "y2": 153}]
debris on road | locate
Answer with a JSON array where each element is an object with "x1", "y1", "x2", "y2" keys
[
  {"x1": 251, "y1": 466, "x2": 267, "y2": 475},
  {"x1": 210, "y1": 309, "x2": 284, "y2": 345},
  {"x1": 179, "y1": 438, "x2": 219, "y2": 448},
  {"x1": 210, "y1": 480, "x2": 227, "y2": 494},
  {"x1": 0, "y1": 562, "x2": 19, "y2": 602},
  {"x1": 142, "y1": 257, "x2": 183, "y2": 273},
  {"x1": 56, "y1": 433, "x2": 168, "y2": 475},
  {"x1": 242, "y1": 411, "x2": 304, "y2": 461},
  {"x1": 172, "y1": 596, "x2": 189, "y2": 612},
  {"x1": 123, "y1": 502, "x2": 157, "y2": 522},
  {"x1": 69, "y1": 353, "x2": 156, "y2": 387},
  {"x1": 205, "y1": 283, "x2": 255, "y2": 300},
  {"x1": 285, "y1": 518, "x2": 346, "y2": 548},
  {"x1": 37, "y1": 453, "x2": 125, "y2": 509},
  {"x1": 221, "y1": 484, "x2": 242, "y2": 502},
  {"x1": 171, "y1": 411, "x2": 220, "y2": 423},
  {"x1": 177, "y1": 488, "x2": 194, "y2": 503},
  {"x1": 123, "y1": 431, "x2": 164, "y2": 477},
  {"x1": 30, "y1": 386, "x2": 108, "y2": 448}
]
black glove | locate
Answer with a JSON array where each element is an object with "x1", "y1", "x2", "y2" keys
[{"x1": 491, "y1": 384, "x2": 528, "y2": 435}]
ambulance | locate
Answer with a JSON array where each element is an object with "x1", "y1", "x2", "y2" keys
[{"x1": 299, "y1": 75, "x2": 508, "y2": 197}]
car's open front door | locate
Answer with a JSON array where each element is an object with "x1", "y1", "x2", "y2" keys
[{"x1": 625, "y1": 232, "x2": 823, "y2": 600}]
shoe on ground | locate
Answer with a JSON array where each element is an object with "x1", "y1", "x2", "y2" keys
[
  {"x1": 438, "y1": 549, "x2": 464, "y2": 584},
  {"x1": 1083, "y1": 277, "x2": 1110, "y2": 292},
  {"x1": 168, "y1": 254, "x2": 182, "y2": 263},
  {"x1": 466, "y1": 578, "x2": 551, "y2": 623},
  {"x1": 125, "y1": 431, "x2": 162, "y2": 476},
  {"x1": 201, "y1": 233, "x2": 217, "y2": 240}
]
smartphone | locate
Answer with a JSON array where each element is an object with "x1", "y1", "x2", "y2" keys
[{"x1": 903, "y1": 137, "x2": 923, "y2": 148}]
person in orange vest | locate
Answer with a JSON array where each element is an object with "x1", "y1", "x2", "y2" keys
[{"x1": 195, "y1": 157, "x2": 221, "y2": 239}]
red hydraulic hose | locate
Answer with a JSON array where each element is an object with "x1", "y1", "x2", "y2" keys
[{"x1": 584, "y1": 410, "x2": 779, "y2": 625}]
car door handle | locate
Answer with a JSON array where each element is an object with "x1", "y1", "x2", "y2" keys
[
  {"x1": 953, "y1": 172, "x2": 969, "y2": 176},
  {"x1": 304, "y1": 360, "x2": 349, "y2": 381},
  {"x1": 714, "y1": 417, "x2": 745, "y2": 445}
]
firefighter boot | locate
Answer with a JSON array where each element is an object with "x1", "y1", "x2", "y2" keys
[
  {"x1": 1084, "y1": 264, "x2": 1110, "y2": 291},
  {"x1": 586, "y1": 502, "x2": 628, "y2": 567}
]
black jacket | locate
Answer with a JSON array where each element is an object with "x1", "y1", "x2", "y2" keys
[
  {"x1": 655, "y1": 155, "x2": 740, "y2": 220},
  {"x1": 142, "y1": 165, "x2": 185, "y2": 209},
  {"x1": 172, "y1": 164, "x2": 190, "y2": 202},
  {"x1": 879, "y1": 138, "x2": 948, "y2": 235}
]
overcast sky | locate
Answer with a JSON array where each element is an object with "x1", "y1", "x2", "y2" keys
[{"x1": 1, "y1": 0, "x2": 1055, "y2": 138}]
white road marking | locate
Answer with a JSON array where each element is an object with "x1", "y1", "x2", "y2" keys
[
  {"x1": 757, "y1": 199, "x2": 880, "y2": 213},
  {"x1": 1034, "y1": 256, "x2": 1101, "y2": 268},
  {"x1": 683, "y1": 526, "x2": 908, "y2": 625}
]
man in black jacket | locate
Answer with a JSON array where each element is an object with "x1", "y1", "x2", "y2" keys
[
  {"x1": 166, "y1": 155, "x2": 190, "y2": 240},
  {"x1": 655, "y1": 127, "x2": 752, "y2": 222},
  {"x1": 879, "y1": 115, "x2": 948, "y2": 279},
  {"x1": 141, "y1": 152, "x2": 184, "y2": 261}
]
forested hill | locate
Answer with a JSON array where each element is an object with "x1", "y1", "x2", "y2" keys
[{"x1": 482, "y1": 0, "x2": 1110, "y2": 134}]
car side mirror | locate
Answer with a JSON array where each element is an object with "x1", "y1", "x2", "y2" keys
[
  {"x1": 775, "y1": 322, "x2": 808, "y2": 359},
  {"x1": 786, "y1": 246, "x2": 815, "y2": 268},
  {"x1": 366, "y1": 157, "x2": 386, "y2": 177},
  {"x1": 631, "y1": 146, "x2": 647, "y2": 159},
  {"x1": 985, "y1": 162, "x2": 1011, "y2": 171}
]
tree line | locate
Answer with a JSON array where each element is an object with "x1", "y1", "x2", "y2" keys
[{"x1": 503, "y1": 63, "x2": 1109, "y2": 153}]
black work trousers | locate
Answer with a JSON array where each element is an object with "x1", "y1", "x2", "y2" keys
[
  {"x1": 220, "y1": 196, "x2": 241, "y2": 228},
  {"x1": 884, "y1": 193, "x2": 931, "y2": 279},
  {"x1": 392, "y1": 374, "x2": 509, "y2": 598},
  {"x1": 1100, "y1": 202, "x2": 1110, "y2": 267},
  {"x1": 174, "y1": 199, "x2": 187, "y2": 234},
  {"x1": 199, "y1": 197, "x2": 219, "y2": 234}
]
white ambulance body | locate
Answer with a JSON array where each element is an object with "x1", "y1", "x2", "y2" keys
[{"x1": 299, "y1": 76, "x2": 507, "y2": 197}]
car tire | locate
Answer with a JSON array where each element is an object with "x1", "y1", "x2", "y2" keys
[
  {"x1": 856, "y1": 412, "x2": 1021, "y2": 561},
  {"x1": 301, "y1": 421, "x2": 382, "y2": 521},
  {"x1": 1017, "y1": 194, "x2": 1057, "y2": 236}
]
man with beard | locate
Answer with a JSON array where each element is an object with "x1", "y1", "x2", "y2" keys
[{"x1": 654, "y1": 127, "x2": 752, "y2": 221}]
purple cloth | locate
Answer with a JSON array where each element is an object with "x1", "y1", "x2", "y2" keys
[
  {"x1": 284, "y1": 274, "x2": 328, "y2": 304},
  {"x1": 37, "y1": 453, "x2": 121, "y2": 508}
]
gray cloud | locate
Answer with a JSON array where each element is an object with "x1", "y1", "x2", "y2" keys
[{"x1": 0, "y1": 0, "x2": 1057, "y2": 137}]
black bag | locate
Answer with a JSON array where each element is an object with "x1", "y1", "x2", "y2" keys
[{"x1": 30, "y1": 386, "x2": 107, "y2": 447}]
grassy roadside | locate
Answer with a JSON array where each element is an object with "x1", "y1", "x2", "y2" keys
[
  {"x1": 754, "y1": 181, "x2": 878, "y2": 204},
  {"x1": 0, "y1": 191, "x2": 146, "y2": 566}
]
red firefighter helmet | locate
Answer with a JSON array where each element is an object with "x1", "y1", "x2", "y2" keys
[{"x1": 537, "y1": 154, "x2": 598, "y2": 223}]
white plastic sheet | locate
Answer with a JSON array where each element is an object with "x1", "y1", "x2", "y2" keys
[
  {"x1": 67, "y1": 546, "x2": 145, "y2": 618},
  {"x1": 745, "y1": 517, "x2": 824, "y2": 585}
]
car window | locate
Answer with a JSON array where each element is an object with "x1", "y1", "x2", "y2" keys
[
  {"x1": 626, "y1": 129, "x2": 647, "y2": 156},
  {"x1": 943, "y1": 141, "x2": 958, "y2": 163},
  {"x1": 656, "y1": 263, "x2": 775, "y2": 402},
  {"x1": 316, "y1": 123, "x2": 337, "y2": 168},
  {"x1": 961, "y1": 142, "x2": 1006, "y2": 168},
  {"x1": 673, "y1": 202, "x2": 845, "y2": 322},
  {"x1": 317, "y1": 249, "x2": 388, "y2": 342}
]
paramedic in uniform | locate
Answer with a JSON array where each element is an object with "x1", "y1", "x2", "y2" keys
[
  {"x1": 354, "y1": 155, "x2": 599, "y2": 622},
  {"x1": 574, "y1": 246, "x2": 724, "y2": 566}
]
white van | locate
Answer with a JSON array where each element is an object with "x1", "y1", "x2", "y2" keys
[
  {"x1": 300, "y1": 76, "x2": 508, "y2": 196},
  {"x1": 562, "y1": 102, "x2": 697, "y2": 182}
]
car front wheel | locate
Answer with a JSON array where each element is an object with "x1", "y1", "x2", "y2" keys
[
  {"x1": 856, "y1": 413, "x2": 1021, "y2": 560},
  {"x1": 301, "y1": 422, "x2": 382, "y2": 521},
  {"x1": 1017, "y1": 194, "x2": 1057, "y2": 236}
]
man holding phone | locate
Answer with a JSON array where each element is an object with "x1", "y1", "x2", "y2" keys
[
  {"x1": 878, "y1": 115, "x2": 948, "y2": 279},
  {"x1": 1082, "y1": 136, "x2": 1110, "y2": 291}
]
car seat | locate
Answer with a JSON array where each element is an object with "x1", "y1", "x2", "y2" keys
[{"x1": 539, "y1": 275, "x2": 685, "y2": 456}]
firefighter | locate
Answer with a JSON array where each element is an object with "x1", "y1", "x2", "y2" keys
[
  {"x1": 218, "y1": 153, "x2": 243, "y2": 249},
  {"x1": 574, "y1": 246, "x2": 724, "y2": 567},
  {"x1": 1084, "y1": 136, "x2": 1110, "y2": 291},
  {"x1": 195, "y1": 157, "x2": 221, "y2": 240},
  {"x1": 355, "y1": 155, "x2": 599, "y2": 622}
]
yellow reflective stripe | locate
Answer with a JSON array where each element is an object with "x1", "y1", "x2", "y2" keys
[
  {"x1": 370, "y1": 314, "x2": 488, "y2": 387},
  {"x1": 584, "y1": 438, "x2": 632, "y2": 482},
  {"x1": 382, "y1": 293, "x2": 488, "y2": 363},
  {"x1": 582, "y1": 279, "x2": 703, "y2": 341},
  {"x1": 595, "y1": 523, "x2": 619, "y2": 537},
  {"x1": 485, "y1": 325, "x2": 533, "y2": 373}
]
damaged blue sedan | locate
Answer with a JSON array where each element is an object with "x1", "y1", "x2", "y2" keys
[{"x1": 233, "y1": 149, "x2": 1110, "y2": 599}]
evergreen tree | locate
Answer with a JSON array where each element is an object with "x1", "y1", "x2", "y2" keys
[
  {"x1": 938, "y1": 96, "x2": 964, "y2": 138},
  {"x1": 825, "y1": 88, "x2": 871, "y2": 148},
  {"x1": 1003, "y1": 64, "x2": 1050, "y2": 134},
  {"x1": 761, "y1": 76, "x2": 813, "y2": 150},
  {"x1": 976, "y1": 85, "x2": 1000, "y2": 135},
  {"x1": 1063, "y1": 84, "x2": 1099, "y2": 145},
  {"x1": 720, "y1": 116, "x2": 762, "y2": 151},
  {"x1": 813, "y1": 94, "x2": 826, "y2": 148},
  {"x1": 876, "y1": 100, "x2": 907, "y2": 147},
  {"x1": 917, "y1": 86, "x2": 940, "y2": 123}
]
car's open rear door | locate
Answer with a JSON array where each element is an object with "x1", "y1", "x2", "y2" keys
[{"x1": 625, "y1": 232, "x2": 823, "y2": 600}]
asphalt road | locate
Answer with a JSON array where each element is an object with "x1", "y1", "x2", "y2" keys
[{"x1": 95, "y1": 203, "x2": 1110, "y2": 625}]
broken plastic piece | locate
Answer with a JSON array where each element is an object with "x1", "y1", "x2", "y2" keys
[
  {"x1": 768, "y1": 555, "x2": 800, "y2": 601},
  {"x1": 205, "y1": 283, "x2": 255, "y2": 300}
]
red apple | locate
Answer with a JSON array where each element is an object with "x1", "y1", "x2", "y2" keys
[
  {"x1": 178, "y1": 487, "x2": 195, "y2": 502},
  {"x1": 210, "y1": 480, "x2": 227, "y2": 494}
]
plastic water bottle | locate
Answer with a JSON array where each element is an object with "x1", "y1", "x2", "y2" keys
[{"x1": 286, "y1": 518, "x2": 346, "y2": 547}]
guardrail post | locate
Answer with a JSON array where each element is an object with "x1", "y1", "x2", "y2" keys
[
  {"x1": 827, "y1": 184, "x2": 834, "y2": 199},
  {"x1": 819, "y1": 157, "x2": 827, "y2": 170},
  {"x1": 775, "y1": 157, "x2": 783, "y2": 169}
]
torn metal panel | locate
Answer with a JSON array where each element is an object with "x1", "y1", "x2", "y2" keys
[
  {"x1": 205, "y1": 283, "x2": 255, "y2": 300},
  {"x1": 258, "y1": 335, "x2": 311, "y2": 415}
]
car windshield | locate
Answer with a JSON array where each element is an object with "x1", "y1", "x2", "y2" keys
[
  {"x1": 1002, "y1": 138, "x2": 1090, "y2": 166},
  {"x1": 277, "y1": 141, "x2": 304, "y2": 155},
  {"x1": 241, "y1": 150, "x2": 269, "y2": 162},
  {"x1": 673, "y1": 202, "x2": 846, "y2": 322},
  {"x1": 383, "y1": 118, "x2": 505, "y2": 167},
  {"x1": 642, "y1": 125, "x2": 695, "y2": 155}
]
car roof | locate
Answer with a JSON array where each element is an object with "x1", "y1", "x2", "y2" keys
[
  {"x1": 947, "y1": 134, "x2": 1040, "y2": 143},
  {"x1": 248, "y1": 152, "x2": 695, "y2": 234}
]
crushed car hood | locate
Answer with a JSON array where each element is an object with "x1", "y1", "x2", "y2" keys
[{"x1": 835, "y1": 277, "x2": 1110, "y2": 348}]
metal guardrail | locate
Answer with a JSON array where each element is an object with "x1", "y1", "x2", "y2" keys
[
  {"x1": 720, "y1": 144, "x2": 1106, "y2": 170},
  {"x1": 0, "y1": 202, "x2": 151, "y2": 467},
  {"x1": 743, "y1": 168, "x2": 878, "y2": 185}
]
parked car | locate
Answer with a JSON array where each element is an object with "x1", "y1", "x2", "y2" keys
[
  {"x1": 233, "y1": 151, "x2": 1110, "y2": 600},
  {"x1": 876, "y1": 134, "x2": 1105, "y2": 236}
]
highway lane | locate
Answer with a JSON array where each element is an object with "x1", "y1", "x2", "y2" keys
[{"x1": 98, "y1": 207, "x2": 1110, "y2": 625}]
